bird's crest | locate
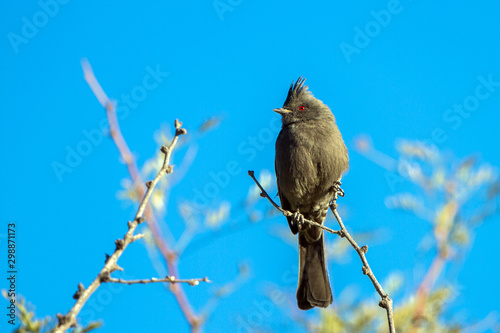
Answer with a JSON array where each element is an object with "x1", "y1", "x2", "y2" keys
[{"x1": 284, "y1": 77, "x2": 311, "y2": 105}]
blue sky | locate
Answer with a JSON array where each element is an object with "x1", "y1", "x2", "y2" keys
[{"x1": 2, "y1": 1, "x2": 500, "y2": 332}]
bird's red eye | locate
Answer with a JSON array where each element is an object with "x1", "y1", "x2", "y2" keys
[{"x1": 299, "y1": 105, "x2": 305, "y2": 111}]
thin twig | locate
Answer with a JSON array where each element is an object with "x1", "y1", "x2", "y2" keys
[
  {"x1": 329, "y1": 197, "x2": 395, "y2": 333},
  {"x1": 247, "y1": 171, "x2": 342, "y2": 236},
  {"x1": 247, "y1": 170, "x2": 396, "y2": 333},
  {"x1": 53, "y1": 120, "x2": 188, "y2": 333},
  {"x1": 81, "y1": 59, "x2": 200, "y2": 331},
  {"x1": 109, "y1": 276, "x2": 211, "y2": 286}
]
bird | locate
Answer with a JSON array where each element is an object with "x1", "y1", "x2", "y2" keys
[{"x1": 274, "y1": 77, "x2": 349, "y2": 310}]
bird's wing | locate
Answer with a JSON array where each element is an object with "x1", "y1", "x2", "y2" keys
[{"x1": 275, "y1": 159, "x2": 299, "y2": 235}]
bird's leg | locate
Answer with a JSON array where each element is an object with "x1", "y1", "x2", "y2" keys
[
  {"x1": 292, "y1": 208, "x2": 305, "y2": 231},
  {"x1": 332, "y1": 181, "x2": 345, "y2": 197}
]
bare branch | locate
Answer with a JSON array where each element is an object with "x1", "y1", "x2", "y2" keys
[
  {"x1": 54, "y1": 120, "x2": 189, "y2": 333},
  {"x1": 108, "y1": 276, "x2": 211, "y2": 287},
  {"x1": 248, "y1": 170, "x2": 396, "y2": 333},
  {"x1": 80, "y1": 60, "x2": 200, "y2": 330},
  {"x1": 329, "y1": 197, "x2": 395, "y2": 333},
  {"x1": 247, "y1": 171, "x2": 342, "y2": 236}
]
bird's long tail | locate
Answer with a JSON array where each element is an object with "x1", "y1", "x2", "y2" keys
[{"x1": 297, "y1": 232, "x2": 333, "y2": 310}]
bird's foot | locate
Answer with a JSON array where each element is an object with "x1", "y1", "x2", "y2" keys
[
  {"x1": 292, "y1": 211, "x2": 305, "y2": 231},
  {"x1": 332, "y1": 181, "x2": 345, "y2": 197}
]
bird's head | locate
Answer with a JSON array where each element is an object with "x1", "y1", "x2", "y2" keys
[{"x1": 274, "y1": 77, "x2": 334, "y2": 125}]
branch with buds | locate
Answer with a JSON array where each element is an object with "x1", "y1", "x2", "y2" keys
[
  {"x1": 248, "y1": 170, "x2": 396, "y2": 333},
  {"x1": 80, "y1": 59, "x2": 204, "y2": 332},
  {"x1": 248, "y1": 171, "x2": 342, "y2": 236},
  {"x1": 108, "y1": 276, "x2": 211, "y2": 287},
  {"x1": 54, "y1": 120, "x2": 210, "y2": 333}
]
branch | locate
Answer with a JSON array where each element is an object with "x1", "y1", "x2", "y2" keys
[
  {"x1": 81, "y1": 59, "x2": 200, "y2": 331},
  {"x1": 247, "y1": 170, "x2": 395, "y2": 333},
  {"x1": 54, "y1": 120, "x2": 189, "y2": 333},
  {"x1": 329, "y1": 197, "x2": 395, "y2": 333},
  {"x1": 108, "y1": 276, "x2": 211, "y2": 286},
  {"x1": 247, "y1": 171, "x2": 342, "y2": 236}
]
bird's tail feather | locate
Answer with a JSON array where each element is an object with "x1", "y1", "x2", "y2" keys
[{"x1": 297, "y1": 232, "x2": 333, "y2": 310}]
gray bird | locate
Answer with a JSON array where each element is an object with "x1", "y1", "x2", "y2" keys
[{"x1": 274, "y1": 77, "x2": 349, "y2": 310}]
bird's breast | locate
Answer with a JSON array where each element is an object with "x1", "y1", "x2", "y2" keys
[{"x1": 275, "y1": 121, "x2": 347, "y2": 211}]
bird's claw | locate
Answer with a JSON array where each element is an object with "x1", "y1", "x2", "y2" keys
[
  {"x1": 333, "y1": 181, "x2": 345, "y2": 197},
  {"x1": 292, "y1": 211, "x2": 305, "y2": 230}
]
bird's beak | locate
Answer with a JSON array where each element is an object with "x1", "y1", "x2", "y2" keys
[{"x1": 273, "y1": 108, "x2": 292, "y2": 115}]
